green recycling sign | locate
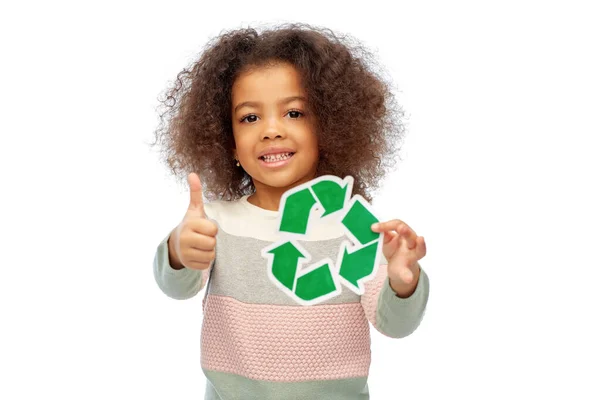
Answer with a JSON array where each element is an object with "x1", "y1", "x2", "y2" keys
[{"x1": 261, "y1": 175, "x2": 383, "y2": 306}]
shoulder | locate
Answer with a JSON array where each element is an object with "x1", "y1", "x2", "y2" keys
[
  {"x1": 203, "y1": 199, "x2": 225, "y2": 223},
  {"x1": 203, "y1": 197, "x2": 246, "y2": 228}
]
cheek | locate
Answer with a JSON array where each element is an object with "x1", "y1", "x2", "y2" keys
[
  {"x1": 234, "y1": 137, "x2": 253, "y2": 158},
  {"x1": 308, "y1": 136, "x2": 319, "y2": 156}
]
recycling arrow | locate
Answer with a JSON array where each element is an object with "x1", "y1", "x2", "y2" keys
[
  {"x1": 279, "y1": 188, "x2": 316, "y2": 234},
  {"x1": 262, "y1": 239, "x2": 341, "y2": 305},
  {"x1": 337, "y1": 240, "x2": 379, "y2": 292},
  {"x1": 312, "y1": 179, "x2": 349, "y2": 217},
  {"x1": 267, "y1": 241, "x2": 305, "y2": 291},
  {"x1": 341, "y1": 198, "x2": 380, "y2": 245},
  {"x1": 279, "y1": 176, "x2": 352, "y2": 235},
  {"x1": 262, "y1": 175, "x2": 383, "y2": 306}
]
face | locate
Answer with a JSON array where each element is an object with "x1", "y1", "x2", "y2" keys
[{"x1": 231, "y1": 62, "x2": 319, "y2": 198}]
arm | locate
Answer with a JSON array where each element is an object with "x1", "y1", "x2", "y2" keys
[
  {"x1": 153, "y1": 229, "x2": 213, "y2": 300},
  {"x1": 361, "y1": 260, "x2": 430, "y2": 339}
]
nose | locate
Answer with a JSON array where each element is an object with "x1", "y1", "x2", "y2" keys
[{"x1": 261, "y1": 115, "x2": 285, "y2": 140}]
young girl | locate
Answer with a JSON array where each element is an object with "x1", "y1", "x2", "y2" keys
[{"x1": 152, "y1": 23, "x2": 429, "y2": 400}]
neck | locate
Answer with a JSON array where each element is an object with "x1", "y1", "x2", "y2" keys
[
  {"x1": 247, "y1": 188, "x2": 286, "y2": 211},
  {"x1": 248, "y1": 172, "x2": 318, "y2": 212}
]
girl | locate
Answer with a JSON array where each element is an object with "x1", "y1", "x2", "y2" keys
[{"x1": 152, "y1": 23, "x2": 429, "y2": 400}]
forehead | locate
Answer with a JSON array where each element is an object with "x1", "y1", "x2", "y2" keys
[{"x1": 231, "y1": 63, "x2": 306, "y2": 103}]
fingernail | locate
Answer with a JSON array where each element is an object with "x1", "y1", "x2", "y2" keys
[{"x1": 371, "y1": 223, "x2": 379, "y2": 230}]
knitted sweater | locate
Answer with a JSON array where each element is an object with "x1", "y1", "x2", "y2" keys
[{"x1": 153, "y1": 194, "x2": 430, "y2": 400}]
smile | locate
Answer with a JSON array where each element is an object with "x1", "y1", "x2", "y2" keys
[{"x1": 258, "y1": 152, "x2": 295, "y2": 168}]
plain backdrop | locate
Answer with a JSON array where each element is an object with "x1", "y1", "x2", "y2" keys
[{"x1": 1, "y1": 0, "x2": 599, "y2": 399}]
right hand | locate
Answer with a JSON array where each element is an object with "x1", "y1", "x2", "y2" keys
[{"x1": 169, "y1": 172, "x2": 218, "y2": 270}]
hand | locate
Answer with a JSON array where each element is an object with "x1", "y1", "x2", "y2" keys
[
  {"x1": 371, "y1": 219, "x2": 426, "y2": 297},
  {"x1": 168, "y1": 173, "x2": 218, "y2": 270}
]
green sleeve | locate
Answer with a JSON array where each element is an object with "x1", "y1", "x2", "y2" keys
[
  {"x1": 153, "y1": 232, "x2": 206, "y2": 300},
  {"x1": 375, "y1": 265, "x2": 430, "y2": 338}
]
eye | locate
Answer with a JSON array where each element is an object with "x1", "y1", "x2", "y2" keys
[
  {"x1": 240, "y1": 114, "x2": 258, "y2": 123},
  {"x1": 287, "y1": 109, "x2": 303, "y2": 119}
]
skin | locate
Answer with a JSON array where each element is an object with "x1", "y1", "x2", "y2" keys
[
  {"x1": 231, "y1": 61, "x2": 319, "y2": 212},
  {"x1": 230, "y1": 61, "x2": 427, "y2": 298},
  {"x1": 372, "y1": 220, "x2": 427, "y2": 298}
]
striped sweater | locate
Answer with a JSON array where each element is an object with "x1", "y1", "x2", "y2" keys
[{"x1": 153, "y1": 194, "x2": 430, "y2": 400}]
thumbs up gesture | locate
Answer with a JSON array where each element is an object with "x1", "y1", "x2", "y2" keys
[{"x1": 168, "y1": 173, "x2": 218, "y2": 270}]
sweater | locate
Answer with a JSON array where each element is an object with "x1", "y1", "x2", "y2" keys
[{"x1": 153, "y1": 193, "x2": 430, "y2": 400}]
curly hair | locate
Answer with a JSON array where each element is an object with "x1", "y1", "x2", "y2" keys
[{"x1": 150, "y1": 22, "x2": 406, "y2": 203}]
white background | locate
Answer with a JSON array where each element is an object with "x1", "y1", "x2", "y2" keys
[{"x1": 1, "y1": 0, "x2": 599, "y2": 399}]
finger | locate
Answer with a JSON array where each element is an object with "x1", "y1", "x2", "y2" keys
[
  {"x1": 372, "y1": 219, "x2": 407, "y2": 232},
  {"x1": 187, "y1": 218, "x2": 218, "y2": 237},
  {"x1": 184, "y1": 259, "x2": 213, "y2": 270},
  {"x1": 373, "y1": 220, "x2": 418, "y2": 249},
  {"x1": 382, "y1": 230, "x2": 398, "y2": 244},
  {"x1": 185, "y1": 247, "x2": 216, "y2": 263},
  {"x1": 397, "y1": 223, "x2": 418, "y2": 250},
  {"x1": 416, "y1": 236, "x2": 427, "y2": 258},
  {"x1": 183, "y1": 230, "x2": 217, "y2": 251},
  {"x1": 187, "y1": 172, "x2": 206, "y2": 217},
  {"x1": 405, "y1": 236, "x2": 426, "y2": 256},
  {"x1": 388, "y1": 232, "x2": 401, "y2": 250}
]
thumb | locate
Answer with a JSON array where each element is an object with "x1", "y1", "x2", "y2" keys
[{"x1": 187, "y1": 172, "x2": 206, "y2": 217}]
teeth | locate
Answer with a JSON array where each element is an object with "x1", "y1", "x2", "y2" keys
[{"x1": 262, "y1": 152, "x2": 293, "y2": 162}]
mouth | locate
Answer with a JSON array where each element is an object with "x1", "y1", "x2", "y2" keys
[{"x1": 258, "y1": 152, "x2": 295, "y2": 168}]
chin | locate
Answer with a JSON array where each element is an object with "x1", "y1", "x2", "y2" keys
[
  {"x1": 261, "y1": 176, "x2": 299, "y2": 188},
  {"x1": 252, "y1": 172, "x2": 303, "y2": 189}
]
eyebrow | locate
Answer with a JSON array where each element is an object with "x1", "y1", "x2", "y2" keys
[{"x1": 233, "y1": 96, "x2": 307, "y2": 113}]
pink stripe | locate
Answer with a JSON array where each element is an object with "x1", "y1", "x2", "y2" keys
[
  {"x1": 200, "y1": 267, "x2": 211, "y2": 290},
  {"x1": 200, "y1": 295, "x2": 371, "y2": 382},
  {"x1": 360, "y1": 263, "x2": 389, "y2": 336}
]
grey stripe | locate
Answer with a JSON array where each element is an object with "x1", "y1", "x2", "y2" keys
[{"x1": 208, "y1": 227, "x2": 366, "y2": 305}]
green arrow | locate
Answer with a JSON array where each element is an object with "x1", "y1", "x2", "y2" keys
[
  {"x1": 280, "y1": 188, "x2": 317, "y2": 234},
  {"x1": 295, "y1": 262, "x2": 337, "y2": 301},
  {"x1": 338, "y1": 241, "x2": 379, "y2": 290},
  {"x1": 267, "y1": 241, "x2": 306, "y2": 291},
  {"x1": 341, "y1": 199, "x2": 379, "y2": 245},
  {"x1": 311, "y1": 180, "x2": 348, "y2": 217}
]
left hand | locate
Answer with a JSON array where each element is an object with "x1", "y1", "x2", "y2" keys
[{"x1": 371, "y1": 219, "x2": 427, "y2": 297}]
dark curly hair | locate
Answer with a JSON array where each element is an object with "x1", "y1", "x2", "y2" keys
[{"x1": 150, "y1": 22, "x2": 406, "y2": 203}]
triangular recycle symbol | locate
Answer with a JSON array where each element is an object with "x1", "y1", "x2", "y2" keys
[{"x1": 261, "y1": 175, "x2": 384, "y2": 306}]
